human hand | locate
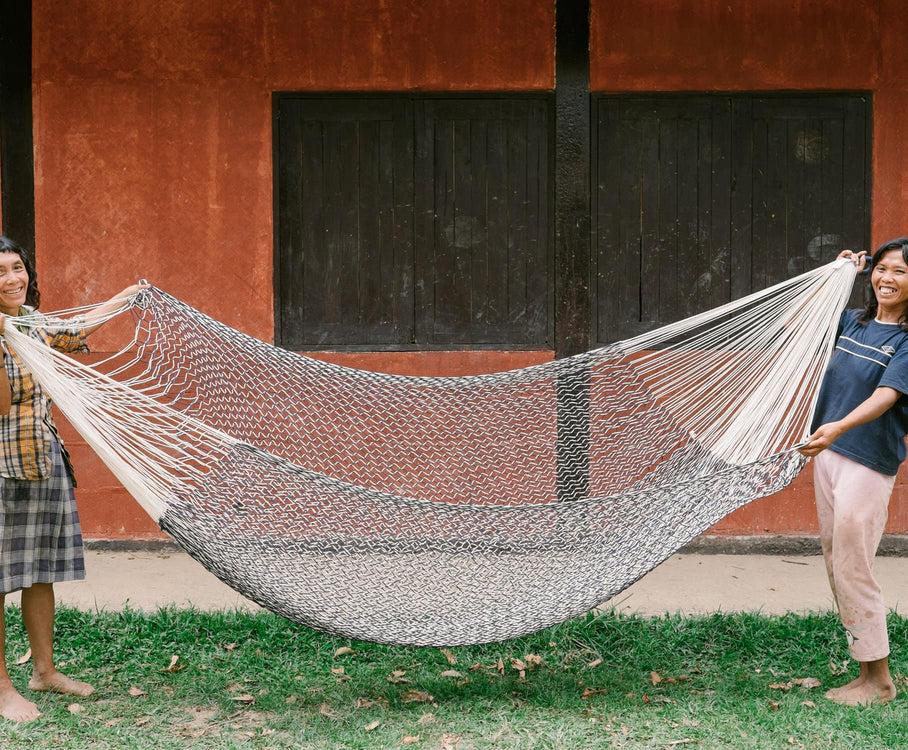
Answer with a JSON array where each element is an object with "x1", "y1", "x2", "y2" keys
[
  {"x1": 114, "y1": 279, "x2": 151, "y2": 301},
  {"x1": 837, "y1": 249, "x2": 868, "y2": 273},
  {"x1": 797, "y1": 422, "x2": 844, "y2": 457}
]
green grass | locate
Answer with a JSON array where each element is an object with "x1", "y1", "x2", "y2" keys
[{"x1": 0, "y1": 606, "x2": 906, "y2": 749}]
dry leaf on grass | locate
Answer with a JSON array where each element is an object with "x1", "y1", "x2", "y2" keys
[
  {"x1": 161, "y1": 655, "x2": 186, "y2": 673},
  {"x1": 364, "y1": 719, "x2": 381, "y2": 731},
  {"x1": 334, "y1": 646, "x2": 356, "y2": 657},
  {"x1": 440, "y1": 649, "x2": 457, "y2": 665},
  {"x1": 496, "y1": 657, "x2": 505, "y2": 676},
  {"x1": 67, "y1": 703, "x2": 85, "y2": 714},
  {"x1": 223, "y1": 642, "x2": 238, "y2": 652},
  {"x1": 439, "y1": 670, "x2": 463, "y2": 679},
  {"x1": 586, "y1": 657, "x2": 603, "y2": 669},
  {"x1": 770, "y1": 677, "x2": 821, "y2": 692},
  {"x1": 650, "y1": 671, "x2": 662, "y2": 686},
  {"x1": 15, "y1": 648, "x2": 31, "y2": 665},
  {"x1": 231, "y1": 694, "x2": 255, "y2": 704},
  {"x1": 402, "y1": 689, "x2": 434, "y2": 704},
  {"x1": 829, "y1": 660, "x2": 850, "y2": 676},
  {"x1": 387, "y1": 670, "x2": 410, "y2": 684},
  {"x1": 128, "y1": 686, "x2": 147, "y2": 698},
  {"x1": 801, "y1": 700, "x2": 816, "y2": 708},
  {"x1": 441, "y1": 733, "x2": 462, "y2": 750},
  {"x1": 400, "y1": 736, "x2": 420, "y2": 745}
]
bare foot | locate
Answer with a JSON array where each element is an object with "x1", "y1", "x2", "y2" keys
[
  {"x1": 28, "y1": 671, "x2": 94, "y2": 697},
  {"x1": 0, "y1": 685, "x2": 41, "y2": 723},
  {"x1": 825, "y1": 679, "x2": 896, "y2": 706},
  {"x1": 824, "y1": 674, "x2": 866, "y2": 702}
]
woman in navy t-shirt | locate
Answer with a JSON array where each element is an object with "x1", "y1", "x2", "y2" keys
[{"x1": 799, "y1": 237, "x2": 908, "y2": 706}]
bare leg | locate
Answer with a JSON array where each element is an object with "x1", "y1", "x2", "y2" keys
[
  {"x1": 0, "y1": 594, "x2": 41, "y2": 722},
  {"x1": 21, "y1": 584, "x2": 93, "y2": 697},
  {"x1": 825, "y1": 658, "x2": 896, "y2": 706}
]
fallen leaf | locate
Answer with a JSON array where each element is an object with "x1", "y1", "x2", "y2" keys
[
  {"x1": 416, "y1": 712, "x2": 436, "y2": 725},
  {"x1": 355, "y1": 697, "x2": 374, "y2": 708},
  {"x1": 231, "y1": 694, "x2": 255, "y2": 704},
  {"x1": 331, "y1": 667, "x2": 345, "y2": 675},
  {"x1": 128, "y1": 686, "x2": 147, "y2": 698},
  {"x1": 402, "y1": 689, "x2": 434, "y2": 704},
  {"x1": 161, "y1": 655, "x2": 186, "y2": 673},
  {"x1": 801, "y1": 700, "x2": 816, "y2": 708},
  {"x1": 67, "y1": 703, "x2": 85, "y2": 714},
  {"x1": 223, "y1": 643, "x2": 237, "y2": 652},
  {"x1": 769, "y1": 682, "x2": 792, "y2": 691},
  {"x1": 439, "y1": 670, "x2": 463, "y2": 679},
  {"x1": 792, "y1": 677, "x2": 821, "y2": 690},
  {"x1": 496, "y1": 657, "x2": 505, "y2": 676},
  {"x1": 400, "y1": 736, "x2": 420, "y2": 745},
  {"x1": 642, "y1": 694, "x2": 651, "y2": 703},
  {"x1": 365, "y1": 720, "x2": 380, "y2": 731},
  {"x1": 469, "y1": 663, "x2": 485, "y2": 672},
  {"x1": 16, "y1": 648, "x2": 31, "y2": 665},
  {"x1": 650, "y1": 671, "x2": 662, "y2": 686},
  {"x1": 830, "y1": 659, "x2": 850, "y2": 676},
  {"x1": 510, "y1": 657, "x2": 527, "y2": 672},
  {"x1": 135, "y1": 716, "x2": 151, "y2": 726},
  {"x1": 334, "y1": 646, "x2": 356, "y2": 657},
  {"x1": 387, "y1": 670, "x2": 410, "y2": 684},
  {"x1": 524, "y1": 654, "x2": 543, "y2": 669},
  {"x1": 440, "y1": 649, "x2": 457, "y2": 665},
  {"x1": 441, "y1": 733, "x2": 462, "y2": 750},
  {"x1": 768, "y1": 700, "x2": 780, "y2": 711},
  {"x1": 285, "y1": 695, "x2": 297, "y2": 704},
  {"x1": 586, "y1": 657, "x2": 603, "y2": 669}
]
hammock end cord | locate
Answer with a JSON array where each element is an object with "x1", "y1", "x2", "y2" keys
[{"x1": 789, "y1": 254, "x2": 864, "y2": 457}]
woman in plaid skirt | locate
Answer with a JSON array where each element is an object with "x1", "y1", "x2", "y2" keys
[{"x1": 0, "y1": 235, "x2": 145, "y2": 722}]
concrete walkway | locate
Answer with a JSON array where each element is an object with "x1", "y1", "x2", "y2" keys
[{"x1": 6, "y1": 549, "x2": 908, "y2": 617}]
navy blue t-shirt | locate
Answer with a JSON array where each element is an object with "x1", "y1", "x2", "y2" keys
[{"x1": 811, "y1": 309, "x2": 908, "y2": 475}]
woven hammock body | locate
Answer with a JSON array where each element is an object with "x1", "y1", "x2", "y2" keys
[{"x1": 3, "y1": 259, "x2": 857, "y2": 645}]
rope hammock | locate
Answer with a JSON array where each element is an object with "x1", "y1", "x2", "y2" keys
[{"x1": 2, "y1": 258, "x2": 857, "y2": 646}]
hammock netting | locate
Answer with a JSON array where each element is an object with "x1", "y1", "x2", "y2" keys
[{"x1": 3, "y1": 259, "x2": 858, "y2": 645}]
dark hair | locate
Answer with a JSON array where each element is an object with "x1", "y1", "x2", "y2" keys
[
  {"x1": 857, "y1": 237, "x2": 908, "y2": 331},
  {"x1": 0, "y1": 235, "x2": 40, "y2": 309}
]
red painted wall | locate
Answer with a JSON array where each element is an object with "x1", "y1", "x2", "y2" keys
[{"x1": 19, "y1": 0, "x2": 908, "y2": 538}]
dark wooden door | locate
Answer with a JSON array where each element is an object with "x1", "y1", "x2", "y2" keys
[
  {"x1": 593, "y1": 94, "x2": 870, "y2": 345},
  {"x1": 275, "y1": 95, "x2": 553, "y2": 350}
]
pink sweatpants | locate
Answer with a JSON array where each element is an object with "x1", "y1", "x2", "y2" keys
[{"x1": 813, "y1": 449, "x2": 894, "y2": 662}]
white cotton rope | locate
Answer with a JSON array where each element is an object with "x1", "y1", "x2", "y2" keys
[{"x1": 0, "y1": 257, "x2": 860, "y2": 646}]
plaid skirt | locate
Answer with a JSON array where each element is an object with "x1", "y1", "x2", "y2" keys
[{"x1": 0, "y1": 438, "x2": 85, "y2": 594}]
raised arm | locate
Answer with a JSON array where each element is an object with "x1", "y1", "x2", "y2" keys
[
  {"x1": 81, "y1": 281, "x2": 149, "y2": 337},
  {"x1": 798, "y1": 387, "x2": 902, "y2": 457}
]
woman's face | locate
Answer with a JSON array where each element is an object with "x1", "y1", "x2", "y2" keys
[
  {"x1": 0, "y1": 251, "x2": 29, "y2": 316},
  {"x1": 872, "y1": 248, "x2": 908, "y2": 316}
]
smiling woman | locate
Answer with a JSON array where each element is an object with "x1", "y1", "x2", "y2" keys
[
  {"x1": 0, "y1": 235, "x2": 145, "y2": 723},
  {"x1": 798, "y1": 238, "x2": 908, "y2": 706}
]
